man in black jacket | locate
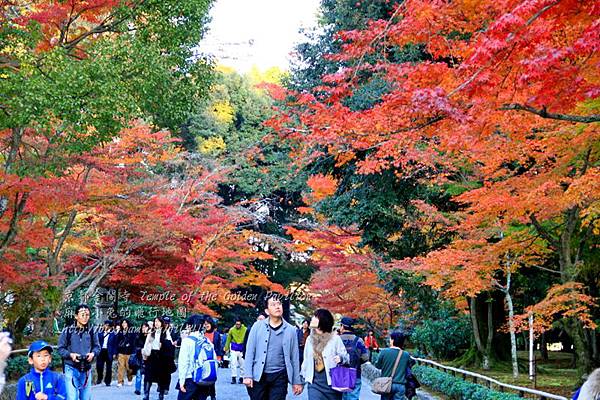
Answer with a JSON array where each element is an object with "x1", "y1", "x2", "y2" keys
[
  {"x1": 58, "y1": 304, "x2": 100, "y2": 400},
  {"x1": 96, "y1": 320, "x2": 117, "y2": 386}
]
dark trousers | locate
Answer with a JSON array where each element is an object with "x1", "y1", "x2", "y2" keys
[
  {"x1": 96, "y1": 349, "x2": 113, "y2": 385},
  {"x1": 176, "y1": 378, "x2": 211, "y2": 400},
  {"x1": 299, "y1": 346, "x2": 305, "y2": 366},
  {"x1": 251, "y1": 370, "x2": 288, "y2": 400}
]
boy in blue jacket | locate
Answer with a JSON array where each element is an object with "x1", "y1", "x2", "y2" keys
[{"x1": 17, "y1": 340, "x2": 67, "y2": 400}]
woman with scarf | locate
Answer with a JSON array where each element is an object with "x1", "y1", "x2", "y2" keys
[
  {"x1": 301, "y1": 309, "x2": 349, "y2": 400},
  {"x1": 142, "y1": 317, "x2": 175, "y2": 400}
]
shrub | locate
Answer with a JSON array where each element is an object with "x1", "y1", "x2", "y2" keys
[
  {"x1": 5, "y1": 352, "x2": 63, "y2": 382},
  {"x1": 412, "y1": 365, "x2": 522, "y2": 400},
  {"x1": 412, "y1": 309, "x2": 471, "y2": 359}
]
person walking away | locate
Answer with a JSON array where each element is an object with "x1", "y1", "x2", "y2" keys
[
  {"x1": 142, "y1": 317, "x2": 175, "y2": 400},
  {"x1": 161, "y1": 316, "x2": 178, "y2": 396},
  {"x1": 220, "y1": 329, "x2": 229, "y2": 369},
  {"x1": 243, "y1": 293, "x2": 303, "y2": 400},
  {"x1": 373, "y1": 331, "x2": 412, "y2": 400},
  {"x1": 177, "y1": 315, "x2": 218, "y2": 400},
  {"x1": 96, "y1": 320, "x2": 117, "y2": 386},
  {"x1": 0, "y1": 331, "x2": 12, "y2": 395},
  {"x1": 301, "y1": 309, "x2": 349, "y2": 400},
  {"x1": 116, "y1": 319, "x2": 136, "y2": 387},
  {"x1": 134, "y1": 323, "x2": 150, "y2": 395},
  {"x1": 364, "y1": 331, "x2": 379, "y2": 363},
  {"x1": 297, "y1": 319, "x2": 310, "y2": 366},
  {"x1": 16, "y1": 340, "x2": 67, "y2": 400},
  {"x1": 58, "y1": 304, "x2": 100, "y2": 400},
  {"x1": 203, "y1": 318, "x2": 222, "y2": 400},
  {"x1": 339, "y1": 317, "x2": 369, "y2": 400},
  {"x1": 224, "y1": 318, "x2": 247, "y2": 384},
  {"x1": 243, "y1": 314, "x2": 266, "y2": 361}
]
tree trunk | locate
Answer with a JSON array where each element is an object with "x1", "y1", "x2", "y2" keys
[
  {"x1": 0, "y1": 192, "x2": 29, "y2": 254},
  {"x1": 469, "y1": 296, "x2": 494, "y2": 370},
  {"x1": 540, "y1": 332, "x2": 549, "y2": 361},
  {"x1": 504, "y1": 270, "x2": 519, "y2": 377},
  {"x1": 484, "y1": 299, "x2": 493, "y2": 370},
  {"x1": 470, "y1": 296, "x2": 484, "y2": 354},
  {"x1": 565, "y1": 318, "x2": 593, "y2": 378},
  {"x1": 532, "y1": 206, "x2": 595, "y2": 374},
  {"x1": 4, "y1": 127, "x2": 23, "y2": 172},
  {"x1": 48, "y1": 210, "x2": 78, "y2": 276}
]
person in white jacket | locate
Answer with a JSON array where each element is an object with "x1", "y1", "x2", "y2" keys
[
  {"x1": 576, "y1": 367, "x2": 600, "y2": 400},
  {"x1": 0, "y1": 331, "x2": 12, "y2": 395},
  {"x1": 301, "y1": 309, "x2": 349, "y2": 400}
]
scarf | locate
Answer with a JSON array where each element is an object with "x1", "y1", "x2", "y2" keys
[{"x1": 310, "y1": 330, "x2": 332, "y2": 373}]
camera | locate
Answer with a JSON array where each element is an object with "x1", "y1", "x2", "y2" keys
[{"x1": 74, "y1": 354, "x2": 91, "y2": 371}]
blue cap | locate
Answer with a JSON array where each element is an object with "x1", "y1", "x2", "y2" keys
[
  {"x1": 341, "y1": 317, "x2": 355, "y2": 328},
  {"x1": 28, "y1": 340, "x2": 53, "y2": 357}
]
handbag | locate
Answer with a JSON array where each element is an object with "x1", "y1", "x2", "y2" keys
[
  {"x1": 330, "y1": 366, "x2": 357, "y2": 392},
  {"x1": 405, "y1": 366, "x2": 421, "y2": 399},
  {"x1": 371, "y1": 349, "x2": 403, "y2": 395}
]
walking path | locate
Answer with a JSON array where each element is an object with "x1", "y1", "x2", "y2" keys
[{"x1": 90, "y1": 367, "x2": 436, "y2": 400}]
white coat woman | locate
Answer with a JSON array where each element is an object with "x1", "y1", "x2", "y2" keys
[{"x1": 301, "y1": 309, "x2": 349, "y2": 400}]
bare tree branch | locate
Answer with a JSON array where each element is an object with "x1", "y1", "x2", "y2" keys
[
  {"x1": 499, "y1": 104, "x2": 600, "y2": 123},
  {"x1": 0, "y1": 192, "x2": 29, "y2": 253}
]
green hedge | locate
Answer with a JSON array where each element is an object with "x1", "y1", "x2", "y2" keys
[
  {"x1": 5, "y1": 352, "x2": 63, "y2": 382},
  {"x1": 412, "y1": 365, "x2": 522, "y2": 400}
]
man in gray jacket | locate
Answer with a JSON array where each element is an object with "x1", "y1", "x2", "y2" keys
[
  {"x1": 243, "y1": 293, "x2": 303, "y2": 399},
  {"x1": 58, "y1": 304, "x2": 100, "y2": 400}
]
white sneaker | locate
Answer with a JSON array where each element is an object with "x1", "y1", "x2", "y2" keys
[
  {"x1": 127, "y1": 381, "x2": 134, "y2": 386},
  {"x1": 117, "y1": 383, "x2": 123, "y2": 387}
]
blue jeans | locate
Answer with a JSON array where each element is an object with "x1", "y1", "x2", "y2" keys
[
  {"x1": 64, "y1": 364, "x2": 92, "y2": 400},
  {"x1": 135, "y1": 369, "x2": 143, "y2": 392},
  {"x1": 342, "y1": 377, "x2": 361, "y2": 400},
  {"x1": 381, "y1": 383, "x2": 406, "y2": 400}
]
